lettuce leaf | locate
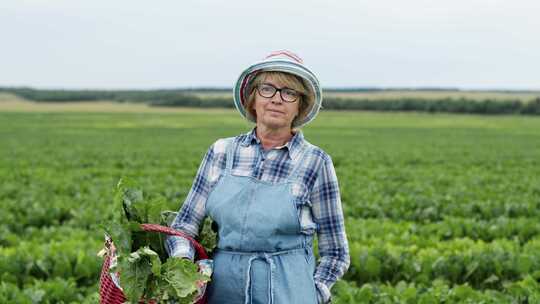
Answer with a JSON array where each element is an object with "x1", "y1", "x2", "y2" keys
[
  {"x1": 107, "y1": 178, "x2": 212, "y2": 303},
  {"x1": 116, "y1": 247, "x2": 156, "y2": 303}
]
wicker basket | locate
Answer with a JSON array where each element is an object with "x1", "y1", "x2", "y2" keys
[{"x1": 99, "y1": 223, "x2": 209, "y2": 304}]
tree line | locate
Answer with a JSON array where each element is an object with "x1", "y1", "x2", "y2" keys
[{"x1": 1, "y1": 87, "x2": 539, "y2": 115}]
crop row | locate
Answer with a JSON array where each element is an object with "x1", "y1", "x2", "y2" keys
[
  {"x1": 345, "y1": 237, "x2": 540, "y2": 289},
  {"x1": 337, "y1": 155, "x2": 540, "y2": 222},
  {"x1": 0, "y1": 235, "x2": 102, "y2": 288},
  {"x1": 331, "y1": 276, "x2": 540, "y2": 304},
  {"x1": 346, "y1": 217, "x2": 540, "y2": 245},
  {"x1": 0, "y1": 279, "x2": 98, "y2": 304}
]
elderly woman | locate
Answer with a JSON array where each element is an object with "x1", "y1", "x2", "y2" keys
[{"x1": 166, "y1": 50, "x2": 349, "y2": 304}]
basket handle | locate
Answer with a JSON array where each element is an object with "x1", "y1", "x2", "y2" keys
[{"x1": 139, "y1": 223, "x2": 209, "y2": 260}]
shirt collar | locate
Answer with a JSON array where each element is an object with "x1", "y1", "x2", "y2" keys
[{"x1": 240, "y1": 127, "x2": 305, "y2": 160}]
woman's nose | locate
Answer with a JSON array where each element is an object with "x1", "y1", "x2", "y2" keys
[{"x1": 270, "y1": 91, "x2": 284, "y2": 104}]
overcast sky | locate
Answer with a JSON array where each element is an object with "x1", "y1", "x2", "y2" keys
[{"x1": 1, "y1": 0, "x2": 539, "y2": 90}]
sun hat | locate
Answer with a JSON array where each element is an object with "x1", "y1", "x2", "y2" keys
[{"x1": 233, "y1": 50, "x2": 323, "y2": 128}]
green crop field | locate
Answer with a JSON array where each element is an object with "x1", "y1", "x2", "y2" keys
[{"x1": 1, "y1": 96, "x2": 540, "y2": 303}]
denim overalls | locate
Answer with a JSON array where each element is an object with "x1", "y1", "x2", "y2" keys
[{"x1": 205, "y1": 139, "x2": 318, "y2": 304}]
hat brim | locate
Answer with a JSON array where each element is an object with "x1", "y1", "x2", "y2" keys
[{"x1": 233, "y1": 60, "x2": 322, "y2": 128}]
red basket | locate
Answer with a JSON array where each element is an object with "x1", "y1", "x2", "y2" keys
[{"x1": 99, "y1": 224, "x2": 209, "y2": 304}]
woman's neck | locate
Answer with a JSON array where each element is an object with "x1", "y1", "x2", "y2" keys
[{"x1": 255, "y1": 125, "x2": 294, "y2": 150}]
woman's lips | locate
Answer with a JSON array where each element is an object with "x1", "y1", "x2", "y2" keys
[{"x1": 267, "y1": 109, "x2": 284, "y2": 114}]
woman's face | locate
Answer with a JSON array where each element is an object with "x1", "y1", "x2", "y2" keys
[{"x1": 251, "y1": 74, "x2": 300, "y2": 131}]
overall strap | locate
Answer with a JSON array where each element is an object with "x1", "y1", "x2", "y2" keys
[
  {"x1": 286, "y1": 143, "x2": 310, "y2": 182},
  {"x1": 244, "y1": 254, "x2": 275, "y2": 304},
  {"x1": 224, "y1": 137, "x2": 236, "y2": 174}
]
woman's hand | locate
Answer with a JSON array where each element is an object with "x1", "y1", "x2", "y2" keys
[{"x1": 192, "y1": 259, "x2": 213, "y2": 303}]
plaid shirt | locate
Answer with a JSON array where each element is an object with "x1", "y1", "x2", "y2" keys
[{"x1": 166, "y1": 128, "x2": 350, "y2": 303}]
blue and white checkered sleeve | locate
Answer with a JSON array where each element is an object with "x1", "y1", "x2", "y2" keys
[
  {"x1": 310, "y1": 154, "x2": 350, "y2": 303},
  {"x1": 166, "y1": 140, "x2": 225, "y2": 260}
]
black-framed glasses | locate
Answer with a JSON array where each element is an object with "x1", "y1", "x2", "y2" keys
[{"x1": 256, "y1": 83, "x2": 300, "y2": 103}]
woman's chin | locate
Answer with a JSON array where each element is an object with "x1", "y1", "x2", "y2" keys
[{"x1": 260, "y1": 117, "x2": 291, "y2": 130}]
